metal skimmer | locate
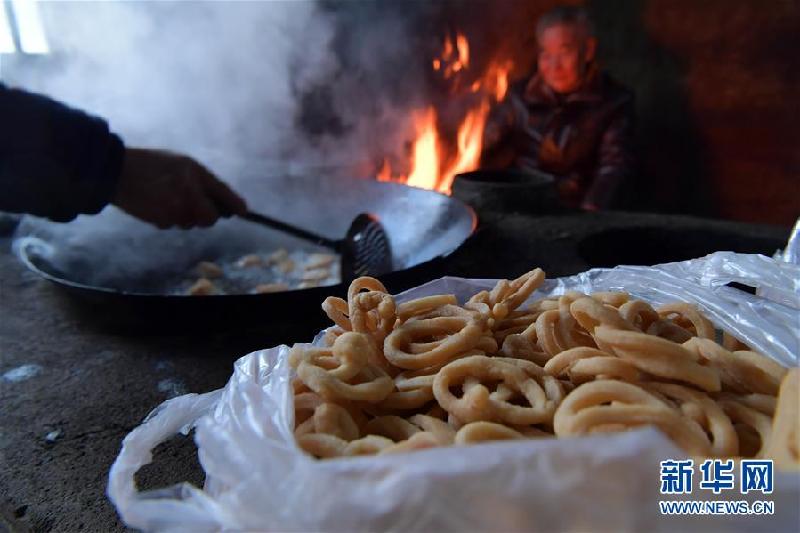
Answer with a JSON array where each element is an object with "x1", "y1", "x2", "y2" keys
[{"x1": 240, "y1": 211, "x2": 392, "y2": 281}]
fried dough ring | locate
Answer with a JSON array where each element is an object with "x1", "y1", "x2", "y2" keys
[
  {"x1": 570, "y1": 297, "x2": 636, "y2": 334},
  {"x1": 455, "y1": 421, "x2": 526, "y2": 444},
  {"x1": 322, "y1": 296, "x2": 350, "y2": 330},
  {"x1": 384, "y1": 316, "x2": 483, "y2": 370},
  {"x1": 350, "y1": 291, "x2": 396, "y2": 345},
  {"x1": 717, "y1": 399, "x2": 773, "y2": 458},
  {"x1": 594, "y1": 326, "x2": 721, "y2": 392},
  {"x1": 553, "y1": 380, "x2": 712, "y2": 456},
  {"x1": 433, "y1": 356, "x2": 556, "y2": 425},
  {"x1": 363, "y1": 415, "x2": 421, "y2": 442},
  {"x1": 657, "y1": 303, "x2": 715, "y2": 339},
  {"x1": 618, "y1": 299, "x2": 660, "y2": 332},
  {"x1": 644, "y1": 382, "x2": 738, "y2": 457},
  {"x1": 379, "y1": 432, "x2": 445, "y2": 454},
  {"x1": 396, "y1": 294, "x2": 458, "y2": 322},
  {"x1": 759, "y1": 369, "x2": 799, "y2": 467},
  {"x1": 683, "y1": 337, "x2": 784, "y2": 395},
  {"x1": 544, "y1": 347, "x2": 641, "y2": 384},
  {"x1": 296, "y1": 333, "x2": 393, "y2": 402}
]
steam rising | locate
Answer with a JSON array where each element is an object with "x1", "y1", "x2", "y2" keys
[
  {"x1": 2, "y1": 0, "x2": 343, "y2": 179},
  {"x1": 3, "y1": 0, "x2": 483, "y2": 289}
]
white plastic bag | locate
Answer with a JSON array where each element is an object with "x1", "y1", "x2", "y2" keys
[{"x1": 108, "y1": 252, "x2": 800, "y2": 532}]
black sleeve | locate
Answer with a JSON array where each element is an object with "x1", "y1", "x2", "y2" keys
[{"x1": 0, "y1": 83, "x2": 125, "y2": 221}]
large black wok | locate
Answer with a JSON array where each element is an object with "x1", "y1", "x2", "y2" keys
[{"x1": 14, "y1": 174, "x2": 476, "y2": 333}]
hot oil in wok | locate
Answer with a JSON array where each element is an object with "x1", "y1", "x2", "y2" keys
[{"x1": 181, "y1": 249, "x2": 340, "y2": 295}]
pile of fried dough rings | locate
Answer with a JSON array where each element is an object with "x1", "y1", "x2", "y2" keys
[{"x1": 289, "y1": 268, "x2": 799, "y2": 467}]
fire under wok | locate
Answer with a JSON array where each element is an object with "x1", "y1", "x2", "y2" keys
[{"x1": 14, "y1": 174, "x2": 476, "y2": 332}]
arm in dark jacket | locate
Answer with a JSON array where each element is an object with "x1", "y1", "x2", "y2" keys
[
  {"x1": 0, "y1": 83, "x2": 124, "y2": 221},
  {"x1": 582, "y1": 96, "x2": 635, "y2": 210}
]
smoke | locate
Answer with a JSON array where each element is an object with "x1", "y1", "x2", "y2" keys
[
  {"x1": 2, "y1": 0, "x2": 341, "y2": 180},
  {"x1": 4, "y1": 0, "x2": 526, "y2": 289},
  {"x1": 2, "y1": 0, "x2": 538, "y2": 188}
]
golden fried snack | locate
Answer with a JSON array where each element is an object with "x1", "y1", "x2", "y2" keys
[
  {"x1": 347, "y1": 276, "x2": 389, "y2": 307},
  {"x1": 544, "y1": 347, "x2": 641, "y2": 384},
  {"x1": 293, "y1": 391, "x2": 324, "y2": 425},
  {"x1": 290, "y1": 341, "x2": 364, "y2": 382},
  {"x1": 235, "y1": 254, "x2": 263, "y2": 268},
  {"x1": 493, "y1": 310, "x2": 541, "y2": 343},
  {"x1": 558, "y1": 293, "x2": 597, "y2": 348},
  {"x1": 657, "y1": 303, "x2": 715, "y2": 340},
  {"x1": 313, "y1": 403, "x2": 360, "y2": 441},
  {"x1": 490, "y1": 357, "x2": 566, "y2": 408},
  {"x1": 265, "y1": 249, "x2": 289, "y2": 264},
  {"x1": 717, "y1": 399, "x2": 773, "y2": 458},
  {"x1": 364, "y1": 416, "x2": 420, "y2": 441},
  {"x1": 379, "y1": 432, "x2": 444, "y2": 454},
  {"x1": 500, "y1": 335, "x2": 547, "y2": 365},
  {"x1": 569, "y1": 297, "x2": 636, "y2": 334},
  {"x1": 302, "y1": 269, "x2": 330, "y2": 282},
  {"x1": 277, "y1": 258, "x2": 295, "y2": 274},
  {"x1": 397, "y1": 295, "x2": 458, "y2": 322},
  {"x1": 433, "y1": 356, "x2": 557, "y2": 425},
  {"x1": 195, "y1": 261, "x2": 224, "y2": 279},
  {"x1": 375, "y1": 354, "x2": 480, "y2": 410},
  {"x1": 305, "y1": 253, "x2": 337, "y2": 270},
  {"x1": 618, "y1": 299, "x2": 660, "y2": 332},
  {"x1": 350, "y1": 291, "x2": 396, "y2": 347},
  {"x1": 489, "y1": 268, "x2": 546, "y2": 317},
  {"x1": 534, "y1": 295, "x2": 597, "y2": 358},
  {"x1": 292, "y1": 377, "x2": 311, "y2": 395},
  {"x1": 500, "y1": 323, "x2": 550, "y2": 367},
  {"x1": 295, "y1": 333, "x2": 393, "y2": 402},
  {"x1": 590, "y1": 291, "x2": 630, "y2": 308},
  {"x1": 644, "y1": 382, "x2": 738, "y2": 457},
  {"x1": 759, "y1": 369, "x2": 799, "y2": 468},
  {"x1": 476, "y1": 335, "x2": 499, "y2": 354},
  {"x1": 296, "y1": 433, "x2": 347, "y2": 458},
  {"x1": 297, "y1": 433, "x2": 394, "y2": 458},
  {"x1": 722, "y1": 331, "x2": 751, "y2": 351},
  {"x1": 320, "y1": 326, "x2": 346, "y2": 348},
  {"x1": 594, "y1": 326, "x2": 721, "y2": 392},
  {"x1": 322, "y1": 297, "x2": 351, "y2": 331},
  {"x1": 344, "y1": 435, "x2": 396, "y2": 455},
  {"x1": 377, "y1": 387, "x2": 435, "y2": 410},
  {"x1": 294, "y1": 271, "x2": 792, "y2": 464},
  {"x1": 535, "y1": 310, "x2": 569, "y2": 357},
  {"x1": 408, "y1": 414, "x2": 456, "y2": 444},
  {"x1": 553, "y1": 380, "x2": 712, "y2": 456},
  {"x1": 297, "y1": 361, "x2": 393, "y2": 403},
  {"x1": 187, "y1": 277, "x2": 217, "y2": 296},
  {"x1": 645, "y1": 319, "x2": 694, "y2": 343},
  {"x1": 455, "y1": 422, "x2": 526, "y2": 444},
  {"x1": 528, "y1": 297, "x2": 560, "y2": 313},
  {"x1": 384, "y1": 316, "x2": 483, "y2": 370},
  {"x1": 714, "y1": 393, "x2": 776, "y2": 416},
  {"x1": 683, "y1": 338, "x2": 784, "y2": 395}
]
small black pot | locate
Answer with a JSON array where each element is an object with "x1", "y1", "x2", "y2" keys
[{"x1": 452, "y1": 169, "x2": 559, "y2": 219}]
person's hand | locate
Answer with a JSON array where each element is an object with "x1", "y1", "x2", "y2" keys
[{"x1": 112, "y1": 148, "x2": 247, "y2": 229}]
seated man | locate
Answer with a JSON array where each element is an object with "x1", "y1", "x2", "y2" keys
[{"x1": 482, "y1": 5, "x2": 635, "y2": 210}]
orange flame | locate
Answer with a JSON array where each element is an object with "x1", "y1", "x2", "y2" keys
[
  {"x1": 407, "y1": 108, "x2": 440, "y2": 190},
  {"x1": 377, "y1": 33, "x2": 512, "y2": 194}
]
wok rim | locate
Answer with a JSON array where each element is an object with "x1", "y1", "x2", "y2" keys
[{"x1": 15, "y1": 191, "x2": 477, "y2": 299}]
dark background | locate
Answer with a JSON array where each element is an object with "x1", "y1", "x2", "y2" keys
[{"x1": 423, "y1": 0, "x2": 800, "y2": 225}]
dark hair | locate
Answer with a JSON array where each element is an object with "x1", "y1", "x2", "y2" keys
[{"x1": 536, "y1": 5, "x2": 595, "y2": 40}]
